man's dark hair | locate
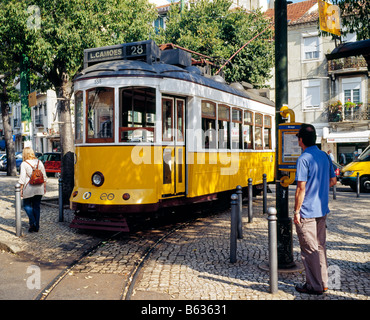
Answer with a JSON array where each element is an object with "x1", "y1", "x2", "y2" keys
[{"x1": 297, "y1": 123, "x2": 316, "y2": 147}]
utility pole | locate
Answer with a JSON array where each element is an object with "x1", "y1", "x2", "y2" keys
[{"x1": 274, "y1": 0, "x2": 295, "y2": 269}]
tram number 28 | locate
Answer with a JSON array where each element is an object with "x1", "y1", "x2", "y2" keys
[{"x1": 126, "y1": 44, "x2": 146, "y2": 56}]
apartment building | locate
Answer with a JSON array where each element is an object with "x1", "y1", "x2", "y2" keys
[{"x1": 265, "y1": 0, "x2": 369, "y2": 163}]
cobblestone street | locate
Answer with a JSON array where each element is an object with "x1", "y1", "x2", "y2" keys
[
  {"x1": 0, "y1": 174, "x2": 369, "y2": 300},
  {"x1": 131, "y1": 186, "x2": 370, "y2": 300}
]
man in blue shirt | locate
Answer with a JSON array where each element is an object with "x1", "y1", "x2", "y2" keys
[{"x1": 294, "y1": 124, "x2": 337, "y2": 295}]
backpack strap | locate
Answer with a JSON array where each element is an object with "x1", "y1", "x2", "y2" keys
[
  {"x1": 25, "y1": 160, "x2": 34, "y2": 169},
  {"x1": 24, "y1": 160, "x2": 37, "y2": 190}
]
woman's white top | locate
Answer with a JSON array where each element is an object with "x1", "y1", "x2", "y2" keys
[{"x1": 18, "y1": 159, "x2": 47, "y2": 199}]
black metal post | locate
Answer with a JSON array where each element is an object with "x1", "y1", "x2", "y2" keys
[
  {"x1": 333, "y1": 183, "x2": 337, "y2": 200},
  {"x1": 248, "y1": 178, "x2": 253, "y2": 223},
  {"x1": 230, "y1": 194, "x2": 238, "y2": 263},
  {"x1": 236, "y1": 185, "x2": 243, "y2": 239},
  {"x1": 15, "y1": 183, "x2": 22, "y2": 237},
  {"x1": 59, "y1": 177, "x2": 64, "y2": 222},
  {"x1": 263, "y1": 173, "x2": 267, "y2": 214},
  {"x1": 275, "y1": 0, "x2": 295, "y2": 269},
  {"x1": 356, "y1": 172, "x2": 360, "y2": 197}
]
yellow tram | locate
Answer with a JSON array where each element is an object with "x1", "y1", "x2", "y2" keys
[{"x1": 70, "y1": 40, "x2": 275, "y2": 222}]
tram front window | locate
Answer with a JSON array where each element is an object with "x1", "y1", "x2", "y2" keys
[
  {"x1": 75, "y1": 91, "x2": 83, "y2": 143},
  {"x1": 120, "y1": 87, "x2": 156, "y2": 143},
  {"x1": 87, "y1": 87, "x2": 114, "y2": 142}
]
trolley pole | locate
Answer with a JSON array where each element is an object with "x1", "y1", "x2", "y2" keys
[{"x1": 275, "y1": 0, "x2": 295, "y2": 269}]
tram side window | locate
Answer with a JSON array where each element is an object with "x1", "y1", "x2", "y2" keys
[
  {"x1": 162, "y1": 98, "x2": 174, "y2": 141},
  {"x1": 177, "y1": 100, "x2": 185, "y2": 142},
  {"x1": 201, "y1": 101, "x2": 216, "y2": 149},
  {"x1": 120, "y1": 87, "x2": 156, "y2": 143},
  {"x1": 218, "y1": 105, "x2": 230, "y2": 149},
  {"x1": 255, "y1": 113, "x2": 263, "y2": 150},
  {"x1": 264, "y1": 115, "x2": 272, "y2": 149},
  {"x1": 243, "y1": 111, "x2": 253, "y2": 149},
  {"x1": 75, "y1": 91, "x2": 83, "y2": 143},
  {"x1": 87, "y1": 87, "x2": 114, "y2": 142},
  {"x1": 231, "y1": 109, "x2": 242, "y2": 149}
]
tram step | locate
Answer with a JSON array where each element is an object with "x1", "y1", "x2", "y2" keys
[{"x1": 69, "y1": 217, "x2": 130, "y2": 232}]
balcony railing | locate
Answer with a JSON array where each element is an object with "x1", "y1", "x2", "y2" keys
[
  {"x1": 328, "y1": 56, "x2": 367, "y2": 72},
  {"x1": 328, "y1": 103, "x2": 370, "y2": 122}
]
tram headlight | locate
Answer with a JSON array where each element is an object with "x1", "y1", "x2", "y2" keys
[{"x1": 92, "y1": 172, "x2": 104, "y2": 187}]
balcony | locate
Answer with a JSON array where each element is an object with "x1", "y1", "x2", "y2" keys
[
  {"x1": 328, "y1": 102, "x2": 370, "y2": 123},
  {"x1": 328, "y1": 56, "x2": 367, "y2": 75}
]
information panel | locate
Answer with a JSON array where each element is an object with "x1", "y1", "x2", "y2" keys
[{"x1": 278, "y1": 123, "x2": 302, "y2": 171}]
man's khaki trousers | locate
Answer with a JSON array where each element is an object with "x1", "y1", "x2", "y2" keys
[{"x1": 295, "y1": 215, "x2": 328, "y2": 292}]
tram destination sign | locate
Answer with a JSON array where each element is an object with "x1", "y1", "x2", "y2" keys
[
  {"x1": 84, "y1": 44, "x2": 124, "y2": 68},
  {"x1": 84, "y1": 40, "x2": 161, "y2": 68}
]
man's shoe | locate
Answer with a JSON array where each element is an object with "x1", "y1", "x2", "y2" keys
[
  {"x1": 295, "y1": 283, "x2": 323, "y2": 295},
  {"x1": 323, "y1": 287, "x2": 328, "y2": 292}
]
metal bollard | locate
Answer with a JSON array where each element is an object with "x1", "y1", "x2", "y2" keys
[
  {"x1": 263, "y1": 173, "x2": 267, "y2": 214},
  {"x1": 248, "y1": 178, "x2": 253, "y2": 223},
  {"x1": 267, "y1": 207, "x2": 278, "y2": 294},
  {"x1": 236, "y1": 185, "x2": 243, "y2": 239},
  {"x1": 230, "y1": 194, "x2": 238, "y2": 264},
  {"x1": 58, "y1": 177, "x2": 64, "y2": 222},
  {"x1": 333, "y1": 184, "x2": 336, "y2": 200},
  {"x1": 15, "y1": 183, "x2": 22, "y2": 237},
  {"x1": 356, "y1": 172, "x2": 360, "y2": 198}
]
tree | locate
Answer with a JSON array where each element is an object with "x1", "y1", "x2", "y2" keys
[
  {"x1": 0, "y1": 1, "x2": 35, "y2": 176},
  {"x1": 332, "y1": 0, "x2": 369, "y2": 40},
  {"x1": 22, "y1": 0, "x2": 157, "y2": 202},
  {"x1": 155, "y1": 0, "x2": 274, "y2": 87}
]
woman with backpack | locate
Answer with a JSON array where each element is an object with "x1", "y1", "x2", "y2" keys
[{"x1": 18, "y1": 147, "x2": 47, "y2": 233}]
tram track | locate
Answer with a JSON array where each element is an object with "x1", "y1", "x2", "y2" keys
[
  {"x1": 35, "y1": 202, "x2": 224, "y2": 300},
  {"x1": 35, "y1": 230, "x2": 123, "y2": 300}
]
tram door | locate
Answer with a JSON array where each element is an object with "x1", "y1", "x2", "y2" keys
[{"x1": 162, "y1": 97, "x2": 186, "y2": 197}]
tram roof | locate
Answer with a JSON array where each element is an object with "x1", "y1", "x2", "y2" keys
[{"x1": 74, "y1": 59, "x2": 274, "y2": 107}]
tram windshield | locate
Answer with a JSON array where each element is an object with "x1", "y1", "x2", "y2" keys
[
  {"x1": 87, "y1": 87, "x2": 114, "y2": 142},
  {"x1": 119, "y1": 87, "x2": 156, "y2": 143}
]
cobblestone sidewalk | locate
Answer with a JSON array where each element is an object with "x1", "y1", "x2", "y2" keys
[{"x1": 132, "y1": 187, "x2": 370, "y2": 300}]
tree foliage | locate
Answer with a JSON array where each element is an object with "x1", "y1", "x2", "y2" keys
[
  {"x1": 155, "y1": 0, "x2": 274, "y2": 87},
  {"x1": 27, "y1": 0, "x2": 157, "y2": 201},
  {"x1": 0, "y1": 0, "x2": 35, "y2": 175},
  {"x1": 332, "y1": 0, "x2": 370, "y2": 40},
  {"x1": 27, "y1": 0, "x2": 157, "y2": 91},
  {"x1": 1, "y1": 0, "x2": 157, "y2": 194}
]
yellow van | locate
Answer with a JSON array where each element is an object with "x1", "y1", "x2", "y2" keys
[{"x1": 341, "y1": 145, "x2": 370, "y2": 192}]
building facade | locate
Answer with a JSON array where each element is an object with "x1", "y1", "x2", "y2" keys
[{"x1": 265, "y1": 0, "x2": 369, "y2": 164}]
